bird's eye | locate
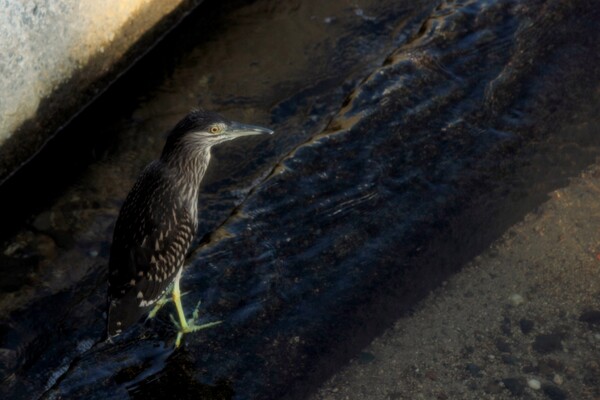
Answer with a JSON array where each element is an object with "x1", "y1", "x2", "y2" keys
[{"x1": 210, "y1": 125, "x2": 221, "y2": 134}]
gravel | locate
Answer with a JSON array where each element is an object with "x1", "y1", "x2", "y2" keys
[{"x1": 310, "y1": 165, "x2": 600, "y2": 400}]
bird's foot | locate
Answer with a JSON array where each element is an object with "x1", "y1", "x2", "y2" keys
[
  {"x1": 173, "y1": 321, "x2": 222, "y2": 348},
  {"x1": 170, "y1": 301, "x2": 222, "y2": 348}
]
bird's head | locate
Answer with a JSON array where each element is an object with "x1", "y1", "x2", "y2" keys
[{"x1": 161, "y1": 109, "x2": 273, "y2": 159}]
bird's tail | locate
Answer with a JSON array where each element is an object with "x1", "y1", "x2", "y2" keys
[{"x1": 106, "y1": 290, "x2": 148, "y2": 338}]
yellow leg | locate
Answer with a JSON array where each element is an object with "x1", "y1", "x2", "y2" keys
[
  {"x1": 170, "y1": 269, "x2": 222, "y2": 347},
  {"x1": 148, "y1": 284, "x2": 192, "y2": 320},
  {"x1": 147, "y1": 293, "x2": 170, "y2": 319},
  {"x1": 172, "y1": 270, "x2": 189, "y2": 330}
]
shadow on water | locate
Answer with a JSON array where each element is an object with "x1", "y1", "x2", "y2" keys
[{"x1": 1, "y1": 0, "x2": 599, "y2": 399}]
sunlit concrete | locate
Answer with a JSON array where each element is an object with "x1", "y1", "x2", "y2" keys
[{"x1": 0, "y1": 0, "x2": 199, "y2": 180}]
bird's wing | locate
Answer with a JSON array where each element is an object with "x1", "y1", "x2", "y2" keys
[
  {"x1": 127, "y1": 207, "x2": 196, "y2": 306},
  {"x1": 107, "y1": 163, "x2": 196, "y2": 335}
]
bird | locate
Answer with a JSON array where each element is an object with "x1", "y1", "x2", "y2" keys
[{"x1": 106, "y1": 109, "x2": 273, "y2": 346}]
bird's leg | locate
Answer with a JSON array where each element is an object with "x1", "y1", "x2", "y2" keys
[
  {"x1": 172, "y1": 270, "x2": 190, "y2": 330},
  {"x1": 171, "y1": 269, "x2": 222, "y2": 347},
  {"x1": 147, "y1": 283, "x2": 191, "y2": 320},
  {"x1": 147, "y1": 291, "x2": 171, "y2": 319},
  {"x1": 147, "y1": 298, "x2": 166, "y2": 319}
]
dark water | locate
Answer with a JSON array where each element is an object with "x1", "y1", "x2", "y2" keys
[{"x1": 1, "y1": 0, "x2": 599, "y2": 399}]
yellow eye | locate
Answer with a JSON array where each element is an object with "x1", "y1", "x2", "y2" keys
[{"x1": 210, "y1": 125, "x2": 221, "y2": 134}]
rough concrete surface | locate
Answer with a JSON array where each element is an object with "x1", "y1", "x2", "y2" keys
[
  {"x1": 311, "y1": 164, "x2": 600, "y2": 400},
  {"x1": 0, "y1": 0, "x2": 201, "y2": 182}
]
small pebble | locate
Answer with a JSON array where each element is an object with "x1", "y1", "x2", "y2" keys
[
  {"x1": 425, "y1": 370, "x2": 437, "y2": 380},
  {"x1": 545, "y1": 358, "x2": 564, "y2": 372},
  {"x1": 522, "y1": 365, "x2": 539, "y2": 374},
  {"x1": 586, "y1": 360, "x2": 599, "y2": 370},
  {"x1": 532, "y1": 333, "x2": 563, "y2": 354},
  {"x1": 3, "y1": 242, "x2": 23, "y2": 256},
  {"x1": 519, "y1": 318, "x2": 534, "y2": 334},
  {"x1": 501, "y1": 354, "x2": 518, "y2": 365},
  {"x1": 527, "y1": 378, "x2": 541, "y2": 390},
  {"x1": 466, "y1": 363, "x2": 482, "y2": 377},
  {"x1": 543, "y1": 384, "x2": 567, "y2": 400},
  {"x1": 358, "y1": 352, "x2": 376, "y2": 364},
  {"x1": 502, "y1": 377, "x2": 526, "y2": 396},
  {"x1": 553, "y1": 374, "x2": 563, "y2": 385},
  {"x1": 501, "y1": 317, "x2": 512, "y2": 336},
  {"x1": 495, "y1": 338, "x2": 511, "y2": 353},
  {"x1": 510, "y1": 294, "x2": 524, "y2": 306},
  {"x1": 579, "y1": 310, "x2": 600, "y2": 325},
  {"x1": 483, "y1": 380, "x2": 503, "y2": 394},
  {"x1": 33, "y1": 211, "x2": 53, "y2": 231}
]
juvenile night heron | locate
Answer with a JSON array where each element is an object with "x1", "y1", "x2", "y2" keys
[{"x1": 107, "y1": 109, "x2": 273, "y2": 346}]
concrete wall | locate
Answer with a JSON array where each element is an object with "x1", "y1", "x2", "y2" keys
[{"x1": 0, "y1": 0, "x2": 203, "y2": 183}]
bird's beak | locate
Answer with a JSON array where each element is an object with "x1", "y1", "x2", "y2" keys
[{"x1": 227, "y1": 121, "x2": 274, "y2": 137}]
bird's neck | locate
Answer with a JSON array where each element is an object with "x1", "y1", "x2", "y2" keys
[{"x1": 161, "y1": 142, "x2": 212, "y2": 206}]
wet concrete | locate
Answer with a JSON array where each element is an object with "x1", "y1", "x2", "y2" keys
[{"x1": 0, "y1": 0, "x2": 599, "y2": 399}]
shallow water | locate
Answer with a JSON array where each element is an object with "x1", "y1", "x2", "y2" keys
[{"x1": 1, "y1": 0, "x2": 599, "y2": 399}]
